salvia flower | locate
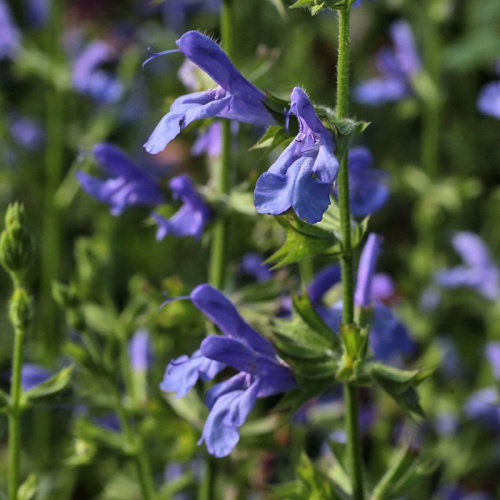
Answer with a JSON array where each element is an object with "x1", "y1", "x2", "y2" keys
[
  {"x1": 153, "y1": 175, "x2": 210, "y2": 240},
  {"x1": 128, "y1": 329, "x2": 154, "y2": 372},
  {"x1": 434, "y1": 232, "x2": 500, "y2": 301},
  {"x1": 353, "y1": 20, "x2": 421, "y2": 105},
  {"x1": 72, "y1": 41, "x2": 124, "y2": 104},
  {"x1": 0, "y1": 0, "x2": 21, "y2": 60},
  {"x1": 160, "y1": 284, "x2": 297, "y2": 457},
  {"x1": 477, "y1": 81, "x2": 500, "y2": 120},
  {"x1": 20, "y1": 364, "x2": 53, "y2": 391},
  {"x1": 144, "y1": 31, "x2": 275, "y2": 154},
  {"x1": 308, "y1": 234, "x2": 415, "y2": 362},
  {"x1": 334, "y1": 146, "x2": 389, "y2": 218},
  {"x1": 485, "y1": 342, "x2": 500, "y2": 381},
  {"x1": 76, "y1": 143, "x2": 165, "y2": 216},
  {"x1": 254, "y1": 87, "x2": 339, "y2": 224},
  {"x1": 240, "y1": 252, "x2": 273, "y2": 283}
]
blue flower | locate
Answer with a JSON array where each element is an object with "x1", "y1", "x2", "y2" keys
[
  {"x1": 160, "y1": 284, "x2": 296, "y2": 457},
  {"x1": 464, "y1": 387, "x2": 500, "y2": 431},
  {"x1": 20, "y1": 364, "x2": 53, "y2": 391},
  {"x1": 485, "y1": 342, "x2": 500, "y2": 381},
  {"x1": 240, "y1": 252, "x2": 273, "y2": 283},
  {"x1": 0, "y1": 0, "x2": 21, "y2": 60},
  {"x1": 307, "y1": 234, "x2": 416, "y2": 362},
  {"x1": 76, "y1": 143, "x2": 165, "y2": 216},
  {"x1": 477, "y1": 81, "x2": 500, "y2": 120},
  {"x1": 434, "y1": 232, "x2": 499, "y2": 301},
  {"x1": 153, "y1": 175, "x2": 210, "y2": 240},
  {"x1": 128, "y1": 330, "x2": 154, "y2": 372},
  {"x1": 72, "y1": 41, "x2": 124, "y2": 104},
  {"x1": 254, "y1": 87, "x2": 339, "y2": 224},
  {"x1": 144, "y1": 31, "x2": 275, "y2": 154},
  {"x1": 334, "y1": 146, "x2": 389, "y2": 217},
  {"x1": 353, "y1": 20, "x2": 421, "y2": 105}
]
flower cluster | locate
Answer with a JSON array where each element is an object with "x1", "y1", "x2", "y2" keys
[{"x1": 160, "y1": 284, "x2": 297, "y2": 457}]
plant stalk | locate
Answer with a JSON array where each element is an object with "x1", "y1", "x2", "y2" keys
[
  {"x1": 336, "y1": 7, "x2": 365, "y2": 499},
  {"x1": 9, "y1": 323, "x2": 25, "y2": 500}
]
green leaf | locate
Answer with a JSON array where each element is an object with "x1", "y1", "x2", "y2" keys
[
  {"x1": 0, "y1": 388, "x2": 10, "y2": 412},
  {"x1": 266, "y1": 211, "x2": 339, "y2": 269},
  {"x1": 17, "y1": 473, "x2": 38, "y2": 500},
  {"x1": 24, "y1": 365, "x2": 74, "y2": 403},
  {"x1": 75, "y1": 419, "x2": 135, "y2": 456},
  {"x1": 251, "y1": 125, "x2": 292, "y2": 155},
  {"x1": 372, "y1": 445, "x2": 419, "y2": 499},
  {"x1": 164, "y1": 391, "x2": 207, "y2": 431},
  {"x1": 370, "y1": 363, "x2": 433, "y2": 419}
]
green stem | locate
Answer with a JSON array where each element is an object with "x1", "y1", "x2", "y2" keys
[
  {"x1": 112, "y1": 387, "x2": 155, "y2": 500},
  {"x1": 41, "y1": 0, "x2": 65, "y2": 359},
  {"x1": 336, "y1": 7, "x2": 364, "y2": 499},
  {"x1": 208, "y1": 0, "x2": 234, "y2": 290},
  {"x1": 9, "y1": 324, "x2": 25, "y2": 500}
]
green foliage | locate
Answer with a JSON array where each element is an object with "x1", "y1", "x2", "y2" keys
[
  {"x1": 369, "y1": 363, "x2": 434, "y2": 419},
  {"x1": 289, "y1": 0, "x2": 350, "y2": 15},
  {"x1": 23, "y1": 365, "x2": 74, "y2": 405}
]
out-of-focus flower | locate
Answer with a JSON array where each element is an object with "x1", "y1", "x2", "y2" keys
[
  {"x1": 334, "y1": 146, "x2": 389, "y2": 218},
  {"x1": 485, "y1": 342, "x2": 500, "y2": 381},
  {"x1": 191, "y1": 121, "x2": 239, "y2": 158},
  {"x1": 434, "y1": 232, "x2": 499, "y2": 301},
  {"x1": 254, "y1": 87, "x2": 339, "y2": 224},
  {"x1": 307, "y1": 234, "x2": 415, "y2": 362},
  {"x1": 160, "y1": 284, "x2": 296, "y2": 457},
  {"x1": 240, "y1": 253, "x2": 273, "y2": 283},
  {"x1": 76, "y1": 143, "x2": 164, "y2": 216},
  {"x1": 0, "y1": 0, "x2": 21, "y2": 59},
  {"x1": 159, "y1": 0, "x2": 220, "y2": 32},
  {"x1": 9, "y1": 115, "x2": 45, "y2": 151},
  {"x1": 24, "y1": 0, "x2": 49, "y2": 28},
  {"x1": 353, "y1": 20, "x2": 421, "y2": 105},
  {"x1": 20, "y1": 364, "x2": 53, "y2": 391},
  {"x1": 477, "y1": 81, "x2": 500, "y2": 120},
  {"x1": 144, "y1": 31, "x2": 275, "y2": 155},
  {"x1": 153, "y1": 175, "x2": 210, "y2": 240},
  {"x1": 438, "y1": 484, "x2": 492, "y2": 500},
  {"x1": 464, "y1": 387, "x2": 500, "y2": 430},
  {"x1": 72, "y1": 41, "x2": 124, "y2": 104},
  {"x1": 128, "y1": 330, "x2": 154, "y2": 371}
]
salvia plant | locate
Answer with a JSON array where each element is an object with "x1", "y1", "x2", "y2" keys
[{"x1": 1, "y1": 0, "x2": 500, "y2": 498}]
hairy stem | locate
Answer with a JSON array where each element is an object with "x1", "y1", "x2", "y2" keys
[
  {"x1": 336, "y1": 7, "x2": 365, "y2": 499},
  {"x1": 9, "y1": 323, "x2": 25, "y2": 500}
]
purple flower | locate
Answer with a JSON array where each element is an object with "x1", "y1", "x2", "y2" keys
[
  {"x1": 24, "y1": 0, "x2": 49, "y2": 28},
  {"x1": 335, "y1": 147, "x2": 389, "y2": 217},
  {"x1": 353, "y1": 20, "x2": 421, "y2": 105},
  {"x1": 486, "y1": 342, "x2": 500, "y2": 381},
  {"x1": 308, "y1": 235, "x2": 416, "y2": 362},
  {"x1": 20, "y1": 364, "x2": 53, "y2": 391},
  {"x1": 72, "y1": 41, "x2": 124, "y2": 104},
  {"x1": 160, "y1": 284, "x2": 296, "y2": 457},
  {"x1": 434, "y1": 232, "x2": 500, "y2": 301},
  {"x1": 254, "y1": 87, "x2": 339, "y2": 224},
  {"x1": 128, "y1": 330, "x2": 153, "y2": 371},
  {"x1": 0, "y1": 0, "x2": 21, "y2": 59},
  {"x1": 464, "y1": 387, "x2": 500, "y2": 430},
  {"x1": 159, "y1": 0, "x2": 220, "y2": 32},
  {"x1": 153, "y1": 175, "x2": 210, "y2": 240},
  {"x1": 144, "y1": 31, "x2": 275, "y2": 154},
  {"x1": 76, "y1": 143, "x2": 165, "y2": 216},
  {"x1": 477, "y1": 81, "x2": 500, "y2": 120},
  {"x1": 240, "y1": 253, "x2": 273, "y2": 283},
  {"x1": 9, "y1": 115, "x2": 44, "y2": 151}
]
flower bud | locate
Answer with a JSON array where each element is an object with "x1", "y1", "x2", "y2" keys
[
  {"x1": 0, "y1": 204, "x2": 33, "y2": 275},
  {"x1": 9, "y1": 288, "x2": 34, "y2": 330}
]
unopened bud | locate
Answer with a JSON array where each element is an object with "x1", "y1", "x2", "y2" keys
[
  {"x1": 0, "y1": 204, "x2": 33, "y2": 275},
  {"x1": 9, "y1": 288, "x2": 34, "y2": 330}
]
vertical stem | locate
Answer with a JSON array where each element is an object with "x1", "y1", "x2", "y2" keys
[
  {"x1": 202, "y1": 4, "x2": 235, "y2": 499},
  {"x1": 208, "y1": 0, "x2": 234, "y2": 290},
  {"x1": 9, "y1": 324, "x2": 25, "y2": 500},
  {"x1": 112, "y1": 387, "x2": 155, "y2": 500},
  {"x1": 336, "y1": 7, "x2": 364, "y2": 499},
  {"x1": 41, "y1": 0, "x2": 64, "y2": 358}
]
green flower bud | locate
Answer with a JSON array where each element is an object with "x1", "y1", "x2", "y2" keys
[
  {"x1": 9, "y1": 288, "x2": 34, "y2": 330},
  {"x1": 0, "y1": 204, "x2": 34, "y2": 275}
]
